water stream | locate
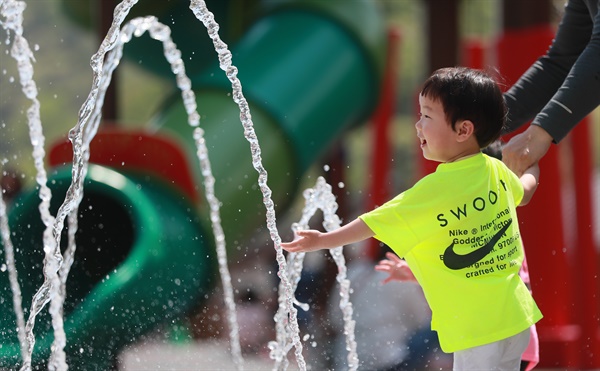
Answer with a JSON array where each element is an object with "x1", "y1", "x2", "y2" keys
[
  {"x1": 78, "y1": 13, "x2": 247, "y2": 370},
  {"x1": 271, "y1": 176, "x2": 358, "y2": 371},
  {"x1": 0, "y1": 1, "x2": 364, "y2": 370},
  {"x1": 188, "y1": 2, "x2": 307, "y2": 370},
  {"x1": 1, "y1": 0, "x2": 69, "y2": 368},
  {"x1": 102, "y1": 15, "x2": 246, "y2": 369},
  {"x1": 0, "y1": 1, "x2": 250, "y2": 368}
]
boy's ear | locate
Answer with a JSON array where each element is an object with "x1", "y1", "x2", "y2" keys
[{"x1": 456, "y1": 120, "x2": 475, "y2": 142}]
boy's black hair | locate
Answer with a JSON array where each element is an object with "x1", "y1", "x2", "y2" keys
[{"x1": 420, "y1": 67, "x2": 507, "y2": 148}]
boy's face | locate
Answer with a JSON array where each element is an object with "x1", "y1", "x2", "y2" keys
[{"x1": 416, "y1": 94, "x2": 461, "y2": 162}]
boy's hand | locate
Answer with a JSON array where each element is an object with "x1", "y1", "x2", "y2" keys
[
  {"x1": 519, "y1": 162, "x2": 540, "y2": 206},
  {"x1": 280, "y1": 230, "x2": 324, "y2": 253},
  {"x1": 502, "y1": 125, "x2": 552, "y2": 176},
  {"x1": 375, "y1": 252, "x2": 417, "y2": 283}
]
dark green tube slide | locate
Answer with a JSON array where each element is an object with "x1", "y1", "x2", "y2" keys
[
  {"x1": 153, "y1": 0, "x2": 385, "y2": 243},
  {"x1": 0, "y1": 165, "x2": 214, "y2": 369}
]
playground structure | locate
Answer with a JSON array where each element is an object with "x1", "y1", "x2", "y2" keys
[{"x1": 0, "y1": 0, "x2": 599, "y2": 370}]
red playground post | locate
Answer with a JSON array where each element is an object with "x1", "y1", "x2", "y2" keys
[{"x1": 366, "y1": 28, "x2": 401, "y2": 261}]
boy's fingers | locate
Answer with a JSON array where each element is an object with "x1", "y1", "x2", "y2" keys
[
  {"x1": 295, "y1": 230, "x2": 311, "y2": 237},
  {"x1": 280, "y1": 241, "x2": 299, "y2": 250},
  {"x1": 376, "y1": 261, "x2": 391, "y2": 270}
]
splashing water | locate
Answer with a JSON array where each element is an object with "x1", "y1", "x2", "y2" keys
[
  {"x1": 32, "y1": 2, "x2": 143, "y2": 369},
  {"x1": 1, "y1": 0, "x2": 64, "y2": 368},
  {"x1": 2, "y1": 0, "x2": 142, "y2": 369},
  {"x1": 193, "y1": 127, "x2": 245, "y2": 369},
  {"x1": 74, "y1": 13, "x2": 248, "y2": 369},
  {"x1": 0, "y1": 180, "x2": 27, "y2": 362},
  {"x1": 271, "y1": 176, "x2": 359, "y2": 370},
  {"x1": 0, "y1": 1, "x2": 372, "y2": 370},
  {"x1": 2, "y1": 1, "x2": 249, "y2": 368},
  {"x1": 120, "y1": 16, "x2": 244, "y2": 369},
  {"x1": 188, "y1": 1, "x2": 307, "y2": 370},
  {"x1": 0, "y1": 5, "x2": 29, "y2": 360},
  {"x1": 116, "y1": 15, "x2": 245, "y2": 369}
]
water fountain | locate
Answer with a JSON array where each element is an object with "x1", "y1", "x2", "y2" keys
[
  {"x1": 0, "y1": 0, "x2": 387, "y2": 369},
  {"x1": 270, "y1": 175, "x2": 359, "y2": 371}
]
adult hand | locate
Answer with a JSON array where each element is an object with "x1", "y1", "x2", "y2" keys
[{"x1": 502, "y1": 125, "x2": 553, "y2": 176}]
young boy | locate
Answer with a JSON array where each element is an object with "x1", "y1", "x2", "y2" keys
[{"x1": 281, "y1": 67, "x2": 543, "y2": 370}]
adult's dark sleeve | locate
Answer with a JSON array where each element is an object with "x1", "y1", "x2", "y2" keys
[{"x1": 503, "y1": 0, "x2": 600, "y2": 143}]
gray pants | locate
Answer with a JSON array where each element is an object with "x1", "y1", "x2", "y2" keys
[{"x1": 453, "y1": 328, "x2": 531, "y2": 371}]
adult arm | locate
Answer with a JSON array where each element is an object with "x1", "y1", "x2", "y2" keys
[
  {"x1": 280, "y1": 218, "x2": 374, "y2": 253},
  {"x1": 503, "y1": 0, "x2": 600, "y2": 138},
  {"x1": 502, "y1": 0, "x2": 600, "y2": 174}
]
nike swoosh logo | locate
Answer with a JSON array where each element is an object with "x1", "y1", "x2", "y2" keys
[{"x1": 443, "y1": 219, "x2": 513, "y2": 270}]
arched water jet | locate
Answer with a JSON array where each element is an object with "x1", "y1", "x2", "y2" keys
[
  {"x1": 188, "y1": 2, "x2": 306, "y2": 369},
  {"x1": 100, "y1": 15, "x2": 245, "y2": 369},
  {"x1": 271, "y1": 176, "x2": 358, "y2": 370}
]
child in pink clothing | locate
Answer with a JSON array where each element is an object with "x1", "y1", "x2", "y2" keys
[{"x1": 519, "y1": 256, "x2": 539, "y2": 371}]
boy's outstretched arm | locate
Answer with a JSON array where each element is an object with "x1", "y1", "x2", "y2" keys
[
  {"x1": 519, "y1": 162, "x2": 540, "y2": 206},
  {"x1": 375, "y1": 252, "x2": 417, "y2": 283},
  {"x1": 280, "y1": 218, "x2": 374, "y2": 253}
]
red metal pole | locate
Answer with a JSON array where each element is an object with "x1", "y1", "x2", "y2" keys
[
  {"x1": 569, "y1": 118, "x2": 600, "y2": 369},
  {"x1": 496, "y1": 25, "x2": 579, "y2": 369},
  {"x1": 462, "y1": 38, "x2": 486, "y2": 69},
  {"x1": 365, "y1": 28, "x2": 401, "y2": 261},
  {"x1": 417, "y1": 0, "x2": 460, "y2": 179}
]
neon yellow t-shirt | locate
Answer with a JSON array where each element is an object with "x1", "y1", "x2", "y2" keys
[{"x1": 360, "y1": 153, "x2": 542, "y2": 353}]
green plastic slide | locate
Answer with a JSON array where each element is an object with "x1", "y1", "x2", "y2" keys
[{"x1": 0, "y1": 165, "x2": 214, "y2": 369}]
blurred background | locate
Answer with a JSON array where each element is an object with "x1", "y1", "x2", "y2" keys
[{"x1": 1, "y1": 0, "x2": 598, "y2": 370}]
